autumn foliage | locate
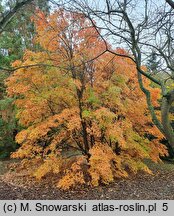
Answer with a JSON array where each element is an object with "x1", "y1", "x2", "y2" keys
[{"x1": 6, "y1": 10, "x2": 167, "y2": 189}]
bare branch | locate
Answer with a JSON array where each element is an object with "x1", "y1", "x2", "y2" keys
[{"x1": 166, "y1": 0, "x2": 174, "y2": 9}]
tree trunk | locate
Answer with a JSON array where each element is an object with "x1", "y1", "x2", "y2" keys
[
  {"x1": 161, "y1": 90, "x2": 174, "y2": 148},
  {"x1": 166, "y1": 0, "x2": 174, "y2": 9},
  {"x1": 76, "y1": 88, "x2": 90, "y2": 154},
  {"x1": 137, "y1": 71, "x2": 174, "y2": 151}
]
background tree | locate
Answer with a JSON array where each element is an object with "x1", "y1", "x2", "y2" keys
[
  {"x1": 166, "y1": 0, "x2": 174, "y2": 8},
  {"x1": 0, "y1": 0, "x2": 49, "y2": 157},
  {"x1": 147, "y1": 52, "x2": 160, "y2": 75},
  {"x1": 63, "y1": 0, "x2": 174, "y2": 153},
  {"x1": 0, "y1": 0, "x2": 34, "y2": 157},
  {"x1": 0, "y1": 0, "x2": 50, "y2": 69},
  {"x1": 0, "y1": 0, "x2": 33, "y2": 34}
]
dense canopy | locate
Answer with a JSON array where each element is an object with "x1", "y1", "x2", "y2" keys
[{"x1": 6, "y1": 10, "x2": 168, "y2": 189}]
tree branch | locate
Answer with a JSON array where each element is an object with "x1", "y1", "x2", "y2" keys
[
  {"x1": 0, "y1": 0, "x2": 33, "y2": 33},
  {"x1": 137, "y1": 71, "x2": 164, "y2": 134},
  {"x1": 166, "y1": 0, "x2": 174, "y2": 9}
]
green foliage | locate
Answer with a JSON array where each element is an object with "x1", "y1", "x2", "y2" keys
[
  {"x1": 87, "y1": 88, "x2": 100, "y2": 107},
  {"x1": 82, "y1": 110, "x2": 91, "y2": 118},
  {"x1": 0, "y1": 97, "x2": 14, "y2": 110},
  {"x1": 0, "y1": 0, "x2": 50, "y2": 158},
  {"x1": 147, "y1": 51, "x2": 160, "y2": 73},
  {"x1": 0, "y1": 0, "x2": 50, "y2": 68},
  {"x1": 0, "y1": 119, "x2": 17, "y2": 158},
  {"x1": 0, "y1": 98, "x2": 19, "y2": 158}
]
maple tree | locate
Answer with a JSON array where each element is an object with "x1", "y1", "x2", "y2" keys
[
  {"x1": 6, "y1": 10, "x2": 168, "y2": 189},
  {"x1": 70, "y1": 0, "x2": 174, "y2": 151}
]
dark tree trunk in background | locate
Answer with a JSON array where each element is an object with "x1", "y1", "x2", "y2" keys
[
  {"x1": 161, "y1": 91, "x2": 174, "y2": 149},
  {"x1": 166, "y1": 0, "x2": 174, "y2": 9}
]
